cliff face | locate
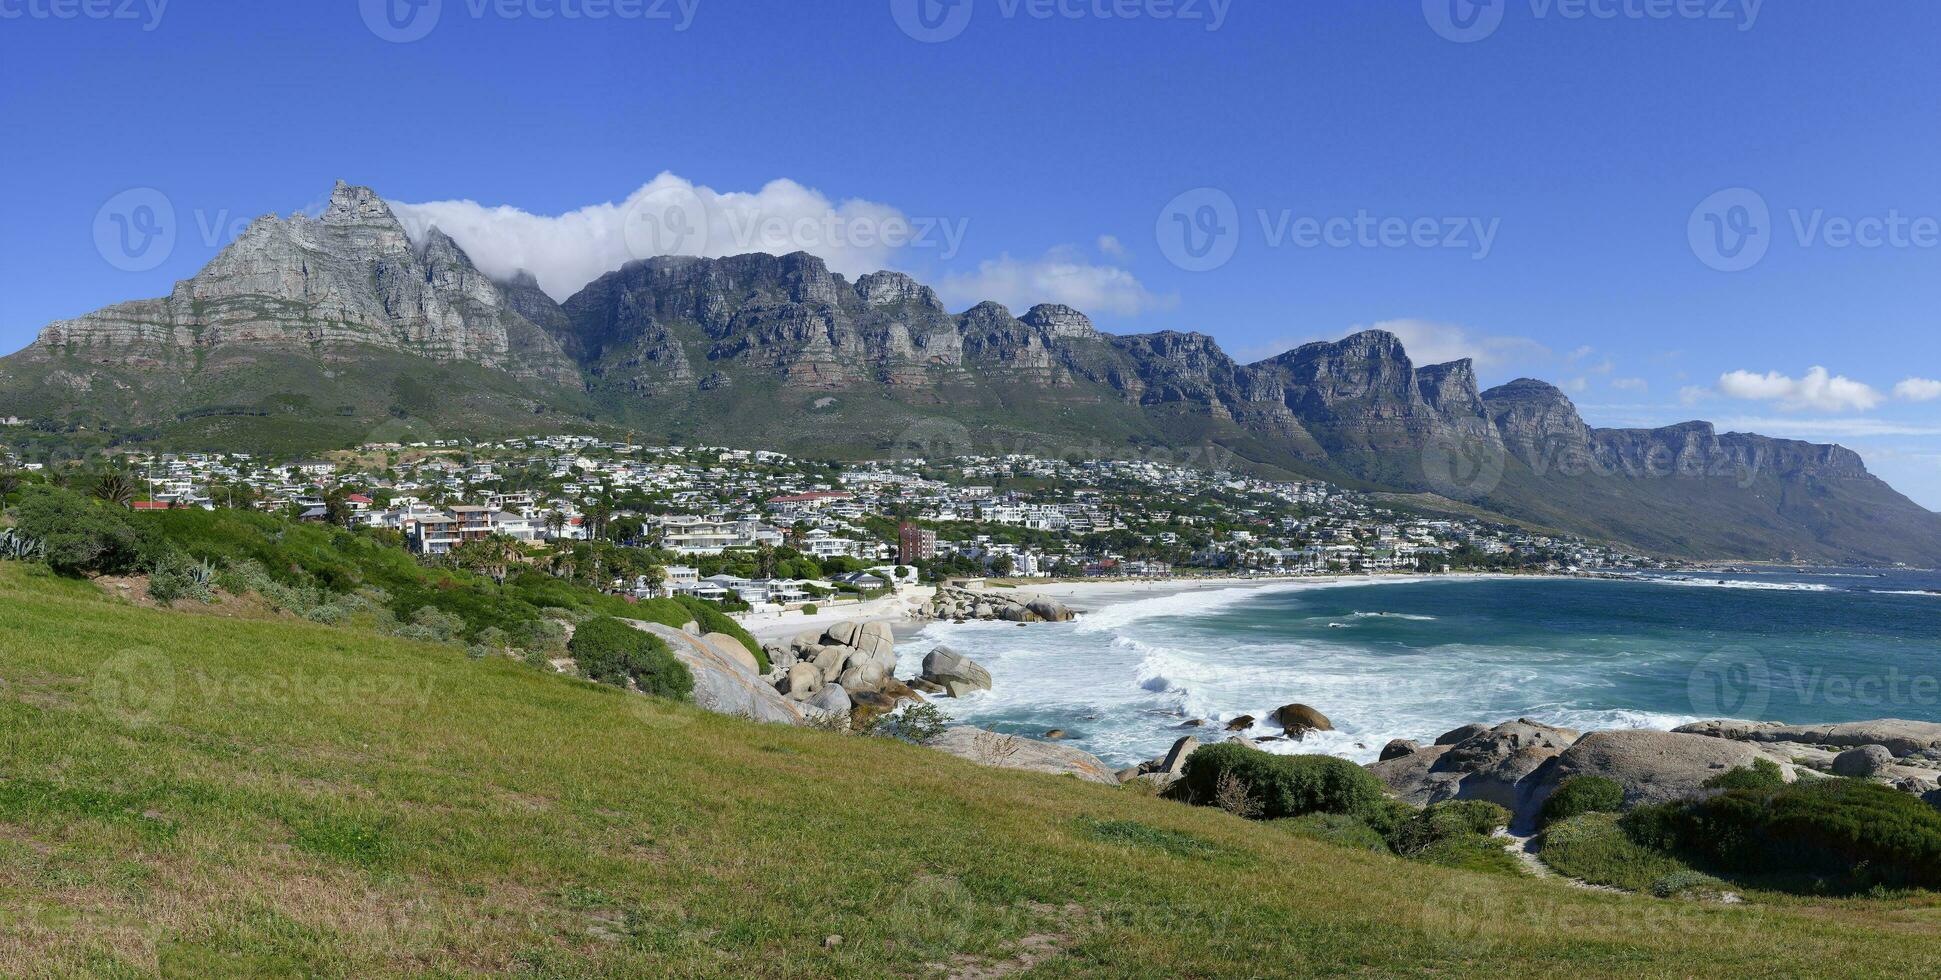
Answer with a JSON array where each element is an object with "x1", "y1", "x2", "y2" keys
[
  {"x1": 4, "y1": 181, "x2": 1935, "y2": 562},
  {"x1": 27, "y1": 182, "x2": 579, "y2": 386},
  {"x1": 556, "y1": 253, "x2": 1110, "y2": 392}
]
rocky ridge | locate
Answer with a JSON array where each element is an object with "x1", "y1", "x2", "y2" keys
[{"x1": 6, "y1": 180, "x2": 1939, "y2": 563}]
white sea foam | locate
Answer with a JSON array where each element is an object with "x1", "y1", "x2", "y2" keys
[
  {"x1": 1649, "y1": 576, "x2": 1839, "y2": 593},
  {"x1": 891, "y1": 574, "x2": 1896, "y2": 768}
]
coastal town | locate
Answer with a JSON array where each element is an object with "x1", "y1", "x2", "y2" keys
[{"x1": 0, "y1": 433, "x2": 1672, "y2": 615}]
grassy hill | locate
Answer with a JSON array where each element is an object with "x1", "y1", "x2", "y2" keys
[{"x1": 2, "y1": 563, "x2": 1939, "y2": 977}]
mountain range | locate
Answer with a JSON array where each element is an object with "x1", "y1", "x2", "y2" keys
[{"x1": 4, "y1": 181, "x2": 1938, "y2": 564}]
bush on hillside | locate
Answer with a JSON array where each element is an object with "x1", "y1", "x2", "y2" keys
[
  {"x1": 1622, "y1": 778, "x2": 1941, "y2": 890},
  {"x1": 1281, "y1": 812, "x2": 1391, "y2": 853},
  {"x1": 1703, "y1": 758, "x2": 1785, "y2": 792},
  {"x1": 570, "y1": 617, "x2": 693, "y2": 701},
  {"x1": 11, "y1": 485, "x2": 155, "y2": 577},
  {"x1": 1175, "y1": 744, "x2": 1385, "y2": 820},
  {"x1": 1540, "y1": 775, "x2": 1626, "y2": 828},
  {"x1": 1387, "y1": 799, "x2": 1511, "y2": 855},
  {"x1": 147, "y1": 551, "x2": 216, "y2": 605}
]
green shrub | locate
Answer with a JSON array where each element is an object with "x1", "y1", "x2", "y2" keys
[
  {"x1": 1175, "y1": 744, "x2": 1385, "y2": 820},
  {"x1": 801, "y1": 603, "x2": 819, "y2": 616},
  {"x1": 510, "y1": 618, "x2": 569, "y2": 656},
  {"x1": 570, "y1": 616, "x2": 693, "y2": 701},
  {"x1": 1281, "y1": 812, "x2": 1391, "y2": 853},
  {"x1": 1540, "y1": 775, "x2": 1626, "y2": 827},
  {"x1": 146, "y1": 551, "x2": 216, "y2": 605},
  {"x1": 1622, "y1": 778, "x2": 1941, "y2": 890},
  {"x1": 407, "y1": 605, "x2": 466, "y2": 642},
  {"x1": 1412, "y1": 832, "x2": 1524, "y2": 875},
  {"x1": 1541, "y1": 812, "x2": 1725, "y2": 894},
  {"x1": 874, "y1": 702, "x2": 951, "y2": 743},
  {"x1": 12, "y1": 485, "x2": 155, "y2": 577},
  {"x1": 1703, "y1": 758, "x2": 1785, "y2": 792},
  {"x1": 1387, "y1": 799, "x2": 1511, "y2": 855}
]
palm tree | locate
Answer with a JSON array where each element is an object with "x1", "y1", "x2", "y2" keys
[
  {"x1": 544, "y1": 510, "x2": 568, "y2": 541},
  {"x1": 93, "y1": 471, "x2": 135, "y2": 508}
]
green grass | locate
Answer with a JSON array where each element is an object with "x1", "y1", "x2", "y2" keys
[
  {"x1": 3, "y1": 562, "x2": 1941, "y2": 977},
  {"x1": 1540, "y1": 814, "x2": 1729, "y2": 897}
]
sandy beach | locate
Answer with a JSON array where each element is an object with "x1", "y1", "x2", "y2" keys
[{"x1": 735, "y1": 572, "x2": 1548, "y2": 643}]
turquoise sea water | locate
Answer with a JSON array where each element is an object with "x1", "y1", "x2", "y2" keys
[{"x1": 895, "y1": 569, "x2": 1941, "y2": 769}]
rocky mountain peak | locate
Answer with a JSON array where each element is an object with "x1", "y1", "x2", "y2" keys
[
  {"x1": 321, "y1": 181, "x2": 396, "y2": 226},
  {"x1": 1021, "y1": 304, "x2": 1098, "y2": 340},
  {"x1": 854, "y1": 271, "x2": 943, "y2": 311},
  {"x1": 1415, "y1": 358, "x2": 1484, "y2": 414}
]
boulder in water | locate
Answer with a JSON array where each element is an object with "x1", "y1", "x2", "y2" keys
[
  {"x1": 1274, "y1": 704, "x2": 1333, "y2": 736},
  {"x1": 920, "y1": 646, "x2": 993, "y2": 697}
]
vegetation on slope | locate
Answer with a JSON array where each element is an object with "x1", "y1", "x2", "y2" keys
[{"x1": 3, "y1": 563, "x2": 1941, "y2": 977}]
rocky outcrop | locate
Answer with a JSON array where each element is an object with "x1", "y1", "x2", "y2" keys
[
  {"x1": 762, "y1": 620, "x2": 917, "y2": 727},
  {"x1": 1675, "y1": 718, "x2": 1941, "y2": 791},
  {"x1": 627, "y1": 621, "x2": 804, "y2": 726},
  {"x1": 1522, "y1": 729, "x2": 1784, "y2": 822},
  {"x1": 1833, "y1": 745, "x2": 1896, "y2": 778},
  {"x1": 919, "y1": 646, "x2": 993, "y2": 697},
  {"x1": 1115, "y1": 735, "x2": 1204, "y2": 789},
  {"x1": 1379, "y1": 739, "x2": 1419, "y2": 762},
  {"x1": 925, "y1": 727, "x2": 1118, "y2": 784},
  {"x1": 1377, "y1": 717, "x2": 1941, "y2": 829},
  {"x1": 920, "y1": 586, "x2": 1073, "y2": 623},
  {"x1": 1368, "y1": 718, "x2": 1579, "y2": 814},
  {"x1": 1673, "y1": 719, "x2": 1941, "y2": 758}
]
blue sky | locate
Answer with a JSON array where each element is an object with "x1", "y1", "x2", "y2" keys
[{"x1": 2, "y1": 1, "x2": 1939, "y2": 504}]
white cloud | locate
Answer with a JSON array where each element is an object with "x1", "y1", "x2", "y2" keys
[
  {"x1": 1679, "y1": 385, "x2": 1712, "y2": 407},
  {"x1": 1567, "y1": 345, "x2": 1596, "y2": 363},
  {"x1": 1367, "y1": 319, "x2": 1549, "y2": 371},
  {"x1": 1563, "y1": 376, "x2": 1589, "y2": 394},
  {"x1": 1097, "y1": 234, "x2": 1128, "y2": 259},
  {"x1": 936, "y1": 246, "x2": 1173, "y2": 317},
  {"x1": 1895, "y1": 377, "x2": 1941, "y2": 402},
  {"x1": 1716, "y1": 367, "x2": 1883, "y2": 412},
  {"x1": 1611, "y1": 377, "x2": 1649, "y2": 392},
  {"x1": 1712, "y1": 417, "x2": 1941, "y2": 439},
  {"x1": 392, "y1": 172, "x2": 934, "y2": 302}
]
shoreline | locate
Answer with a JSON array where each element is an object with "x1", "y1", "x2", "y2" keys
[{"x1": 736, "y1": 571, "x2": 1593, "y2": 642}]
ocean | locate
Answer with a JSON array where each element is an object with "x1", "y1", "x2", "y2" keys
[{"x1": 895, "y1": 569, "x2": 1941, "y2": 769}]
